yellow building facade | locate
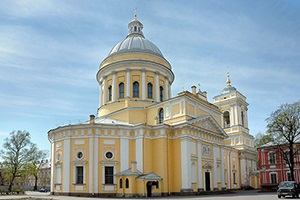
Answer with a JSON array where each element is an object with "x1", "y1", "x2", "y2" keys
[{"x1": 48, "y1": 16, "x2": 258, "y2": 197}]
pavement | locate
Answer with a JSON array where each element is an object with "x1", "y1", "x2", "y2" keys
[{"x1": 0, "y1": 190, "x2": 266, "y2": 200}]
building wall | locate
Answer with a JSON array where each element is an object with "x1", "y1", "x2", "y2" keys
[{"x1": 258, "y1": 144, "x2": 300, "y2": 191}]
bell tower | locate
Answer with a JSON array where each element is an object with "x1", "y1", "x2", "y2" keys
[
  {"x1": 213, "y1": 71, "x2": 250, "y2": 141},
  {"x1": 213, "y1": 69, "x2": 257, "y2": 187}
]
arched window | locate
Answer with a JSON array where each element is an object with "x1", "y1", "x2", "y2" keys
[
  {"x1": 108, "y1": 86, "x2": 112, "y2": 101},
  {"x1": 158, "y1": 108, "x2": 164, "y2": 124},
  {"x1": 119, "y1": 83, "x2": 124, "y2": 99},
  {"x1": 241, "y1": 111, "x2": 244, "y2": 127},
  {"x1": 134, "y1": 26, "x2": 137, "y2": 32},
  {"x1": 223, "y1": 111, "x2": 230, "y2": 128},
  {"x1": 119, "y1": 179, "x2": 123, "y2": 188},
  {"x1": 133, "y1": 82, "x2": 139, "y2": 98},
  {"x1": 159, "y1": 86, "x2": 164, "y2": 101},
  {"x1": 125, "y1": 178, "x2": 129, "y2": 188},
  {"x1": 147, "y1": 83, "x2": 153, "y2": 99}
]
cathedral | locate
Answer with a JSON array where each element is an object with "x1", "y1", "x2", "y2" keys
[{"x1": 48, "y1": 14, "x2": 259, "y2": 197}]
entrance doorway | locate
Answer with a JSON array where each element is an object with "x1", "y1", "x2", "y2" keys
[
  {"x1": 146, "y1": 181, "x2": 159, "y2": 197},
  {"x1": 205, "y1": 172, "x2": 211, "y2": 191}
]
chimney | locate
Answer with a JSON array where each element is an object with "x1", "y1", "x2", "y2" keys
[
  {"x1": 191, "y1": 86, "x2": 196, "y2": 95},
  {"x1": 89, "y1": 114, "x2": 95, "y2": 124},
  {"x1": 131, "y1": 161, "x2": 137, "y2": 172}
]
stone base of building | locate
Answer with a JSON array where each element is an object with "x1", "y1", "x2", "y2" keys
[{"x1": 180, "y1": 188, "x2": 196, "y2": 196}]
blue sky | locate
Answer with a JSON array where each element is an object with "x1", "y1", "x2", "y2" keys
[{"x1": 0, "y1": 0, "x2": 300, "y2": 151}]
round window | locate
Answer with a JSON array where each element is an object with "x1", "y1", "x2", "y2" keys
[
  {"x1": 105, "y1": 151, "x2": 113, "y2": 159},
  {"x1": 77, "y1": 151, "x2": 83, "y2": 159}
]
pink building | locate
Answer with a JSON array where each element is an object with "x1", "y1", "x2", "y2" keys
[{"x1": 257, "y1": 142, "x2": 300, "y2": 191}]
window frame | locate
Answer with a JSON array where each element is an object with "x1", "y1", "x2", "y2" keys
[
  {"x1": 104, "y1": 166, "x2": 114, "y2": 184},
  {"x1": 108, "y1": 85, "x2": 112, "y2": 101},
  {"x1": 159, "y1": 86, "x2": 164, "y2": 101},
  {"x1": 158, "y1": 108, "x2": 164, "y2": 124},
  {"x1": 132, "y1": 81, "x2": 139, "y2": 98},
  {"x1": 269, "y1": 151, "x2": 276, "y2": 164},
  {"x1": 147, "y1": 83, "x2": 153, "y2": 99},
  {"x1": 119, "y1": 82, "x2": 124, "y2": 99},
  {"x1": 270, "y1": 172, "x2": 278, "y2": 184},
  {"x1": 76, "y1": 166, "x2": 84, "y2": 184},
  {"x1": 223, "y1": 111, "x2": 230, "y2": 128}
]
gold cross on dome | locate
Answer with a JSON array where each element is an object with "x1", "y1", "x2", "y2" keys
[{"x1": 134, "y1": 8, "x2": 137, "y2": 19}]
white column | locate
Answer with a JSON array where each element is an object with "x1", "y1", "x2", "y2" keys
[
  {"x1": 120, "y1": 138, "x2": 129, "y2": 171},
  {"x1": 141, "y1": 68, "x2": 146, "y2": 100},
  {"x1": 155, "y1": 71, "x2": 160, "y2": 102},
  {"x1": 221, "y1": 147, "x2": 226, "y2": 189},
  {"x1": 165, "y1": 76, "x2": 169, "y2": 100},
  {"x1": 234, "y1": 105, "x2": 238, "y2": 126},
  {"x1": 103, "y1": 76, "x2": 107, "y2": 105},
  {"x1": 136, "y1": 130, "x2": 143, "y2": 172},
  {"x1": 94, "y1": 136, "x2": 99, "y2": 193},
  {"x1": 237, "y1": 106, "x2": 241, "y2": 125},
  {"x1": 240, "y1": 157, "x2": 247, "y2": 185},
  {"x1": 213, "y1": 145, "x2": 218, "y2": 190},
  {"x1": 227, "y1": 152, "x2": 231, "y2": 189},
  {"x1": 50, "y1": 142, "x2": 55, "y2": 193},
  {"x1": 245, "y1": 109, "x2": 249, "y2": 128},
  {"x1": 99, "y1": 81, "x2": 102, "y2": 107},
  {"x1": 197, "y1": 140, "x2": 203, "y2": 190},
  {"x1": 126, "y1": 68, "x2": 130, "y2": 98},
  {"x1": 230, "y1": 106, "x2": 234, "y2": 126},
  {"x1": 112, "y1": 71, "x2": 117, "y2": 102},
  {"x1": 89, "y1": 136, "x2": 94, "y2": 194},
  {"x1": 63, "y1": 138, "x2": 70, "y2": 193},
  {"x1": 180, "y1": 135, "x2": 191, "y2": 190}
]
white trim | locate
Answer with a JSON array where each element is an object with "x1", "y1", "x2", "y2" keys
[
  {"x1": 89, "y1": 137, "x2": 94, "y2": 193},
  {"x1": 126, "y1": 69, "x2": 130, "y2": 97},
  {"x1": 112, "y1": 71, "x2": 117, "y2": 102},
  {"x1": 155, "y1": 72, "x2": 159, "y2": 102},
  {"x1": 180, "y1": 136, "x2": 191, "y2": 189},
  {"x1": 50, "y1": 142, "x2": 55, "y2": 192},
  {"x1": 136, "y1": 137, "x2": 143, "y2": 172},
  {"x1": 63, "y1": 139, "x2": 70, "y2": 192},
  {"x1": 213, "y1": 145, "x2": 218, "y2": 188},
  {"x1": 120, "y1": 138, "x2": 129, "y2": 171},
  {"x1": 94, "y1": 138, "x2": 99, "y2": 193},
  {"x1": 268, "y1": 151, "x2": 276, "y2": 164},
  {"x1": 270, "y1": 172, "x2": 278, "y2": 184},
  {"x1": 197, "y1": 141, "x2": 203, "y2": 189},
  {"x1": 142, "y1": 69, "x2": 146, "y2": 100}
]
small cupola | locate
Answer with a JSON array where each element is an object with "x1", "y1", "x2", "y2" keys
[{"x1": 127, "y1": 13, "x2": 144, "y2": 37}]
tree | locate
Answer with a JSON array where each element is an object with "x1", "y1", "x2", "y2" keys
[
  {"x1": 266, "y1": 100, "x2": 300, "y2": 181},
  {"x1": 254, "y1": 132, "x2": 274, "y2": 148},
  {"x1": 0, "y1": 130, "x2": 36, "y2": 191},
  {"x1": 25, "y1": 148, "x2": 49, "y2": 191}
]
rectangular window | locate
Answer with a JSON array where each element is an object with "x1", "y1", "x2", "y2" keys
[
  {"x1": 76, "y1": 166, "x2": 84, "y2": 184},
  {"x1": 271, "y1": 173, "x2": 277, "y2": 184},
  {"x1": 105, "y1": 166, "x2": 114, "y2": 184},
  {"x1": 269, "y1": 152, "x2": 276, "y2": 164}
]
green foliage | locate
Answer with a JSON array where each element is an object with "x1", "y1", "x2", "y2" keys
[
  {"x1": 0, "y1": 130, "x2": 36, "y2": 191},
  {"x1": 254, "y1": 132, "x2": 273, "y2": 148}
]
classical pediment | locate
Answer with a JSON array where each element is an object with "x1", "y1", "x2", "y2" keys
[
  {"x1": 203, "y1": 163, "x2": 213, "y2": 169},
  {"x1": 189, "y1": 115, "x2": 227, "y2": 137}
]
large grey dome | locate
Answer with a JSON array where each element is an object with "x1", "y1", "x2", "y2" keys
[{"x1": 107, "y1": 17, "x2": 164, "y2": 58}]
